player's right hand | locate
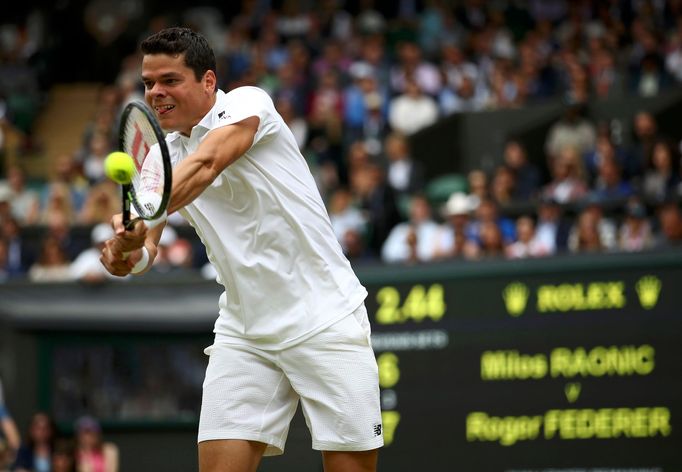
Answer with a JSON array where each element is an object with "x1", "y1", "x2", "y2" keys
[{"x1": 100, "y1": 214, "x2": 148, "y2": 276}]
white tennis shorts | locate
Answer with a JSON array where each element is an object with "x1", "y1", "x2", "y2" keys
[{"x1": 198, "y1": 304, "x2": 384, "y2": 455}]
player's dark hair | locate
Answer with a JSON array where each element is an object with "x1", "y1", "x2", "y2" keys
[{"x1": 141, "y1": 27, "x2": 216, "y2": 87}]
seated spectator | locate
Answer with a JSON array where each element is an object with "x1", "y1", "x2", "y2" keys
[
  {"x1": 81, "y1": 131, "x2": 113, "y2": 185},
  {"x1": 439, "y1": 75, "x2": 488, "y2": 114},
  {"x1": 41, "y1": 153, "x2": 89, "y2": 214},
  {"x1": 69, "y1": 223, "x2": 121, "y2": 283},
  {"x1": 74, "y1": 416, "x2": 118, "y2": 472},
  {"x1": 0, "y1": 166, "x2": 40, "y2": 225},
  {"x1": 467, "y1": 169, "x2": 488, "y2": 208},
  {"x1": 590, "y1": 157, "x2": 634, "y2": 201},
  {"x1": 541, "y1": 146, "x2": 589, "y2": 204},
  {"x1": 463, "y1": 220, "x2": 506, "y2": 260},
  {"x1": 642, "y1": 139, "x2": 680, "y2": 203},
  {"x1": 568, "y1": 200, "x2": 618, "y2": 251},
  {"x1": 490, "y1": 165, "x2": 516, "y2": 207},
  {"x1": 0, "y1": 217, "x2": 31, "y2": 277},
  {"x1": 535, "y1": 197, "x2": 571, "y2": 254},
  {"x1": 618, "y1": 199, "x2": 654, "y2": 252},
  {"x1": 51, "y1": 439, "x2": 76, "y2": 472},
  {"x1": 384, "y1": 132, "x2": 424, "y2": 197},
  {"x1": 506, "y1": 215, "x2": 551, "y2": 258},
  {"x1": 0, "y1": 378, "x2": 20, "y2": 466},
  {"x1": 502, "y1": 140, "x2": 541, "y2": 200},
  {"x1": 12, "y1": 412, "x2": 56, "y2": 472},
  {"x1": 654, "y1": 202, "x2": 682, "y2": 247},
  {"x1": 381, "y1": 195, "x2": 441, "y2": 264},
  {"x1": 466, "y1": 198, "x2": 516, "y2": 246},
  {"x1": 569, "y1": 210, "x2": 604, "y2": 253},
  {"x1": 544, "y1": 102, "x2": 596, "y2": 164},
  {"x1": 78, "y1": 182, "x2": 119, "y2": 225},
  {"x1": 328, "y1": 188, "x2": 367, "y2": 252},
  {"x1": 388, "y1": 78, "x2": 439, "y2": 136},
  {"x1": 28, "y1": 236, "x2": 72, "y2": 283},
  {"x1": 40, "y1": 182, "x2": 77, "y2": 225},
  {"x1": 434, "y1": 192, "x2": 474, "y2": 259}
]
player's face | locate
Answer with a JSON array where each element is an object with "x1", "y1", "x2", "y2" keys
[{"x1": 142, "y1": 53, "x2": 216, "y2": 135}]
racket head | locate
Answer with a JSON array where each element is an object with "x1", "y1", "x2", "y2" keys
[{"x1": 118, "y1": 101, "x2": 172, "y2": 223}]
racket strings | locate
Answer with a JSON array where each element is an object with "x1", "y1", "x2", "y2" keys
[{"x1": 121, "y1": 107, "x2": 166, "y2": 218}]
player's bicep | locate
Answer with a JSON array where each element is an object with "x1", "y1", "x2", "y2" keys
[{"x1": 198, "y1": 116, "x2": 260, "y2": 175}]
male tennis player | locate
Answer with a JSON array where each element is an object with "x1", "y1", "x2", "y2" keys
[{"x1": 100, "y1": 27, "x2": 382, "y2": 472}]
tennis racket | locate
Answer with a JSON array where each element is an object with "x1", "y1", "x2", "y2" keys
[{"x1": 118, "y1": 100, "x2": 172, "y2": 230}]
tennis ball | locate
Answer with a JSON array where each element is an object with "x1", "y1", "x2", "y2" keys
[{"x1": 104, "y1": 152, "x2": 136, "y2": 184}]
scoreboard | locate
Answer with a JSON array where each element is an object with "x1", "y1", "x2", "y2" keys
[{"x1": 361, "y1": 256, "x2": 682, "y2": 471}]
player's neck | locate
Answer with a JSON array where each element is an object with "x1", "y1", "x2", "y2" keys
[{"x1": 180, "y1": 93, "x2": 218, "y2": 136}]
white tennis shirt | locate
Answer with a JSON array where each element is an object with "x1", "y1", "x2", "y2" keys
[{"x1": 166, "y1": 87, "x2": 367, "y2": 348}]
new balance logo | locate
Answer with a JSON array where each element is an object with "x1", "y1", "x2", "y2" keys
[
  {"x1": 373, "y1": 423, "x2": 382, "y2": 437},
  {"x1": 218, "y1": 110, "x2": 230, "y2": 120}
]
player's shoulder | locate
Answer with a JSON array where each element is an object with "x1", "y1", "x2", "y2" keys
[{"x1": 224, "y1": 86, "x2": 274, "y2": 106}]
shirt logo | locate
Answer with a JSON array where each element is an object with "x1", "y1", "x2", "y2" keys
[{"x1": 218, "y1": 110, "x2": 230, "y2": 120}]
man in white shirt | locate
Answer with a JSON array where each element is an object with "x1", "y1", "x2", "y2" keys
[{"x1": 100, "y1": 28, "x2": 382, "y2": 472}]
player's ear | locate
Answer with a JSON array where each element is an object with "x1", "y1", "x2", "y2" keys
[{"x1": 204, "y1": 70, "x2": 217, "y2": 94}]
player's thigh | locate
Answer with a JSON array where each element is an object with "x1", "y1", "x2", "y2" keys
[
  {"x1": 199, "y1": 439, "x2": 267, "y2": 472},
  {"x1": 322, "y1": 449, "x2": 379, "y2": 472},
  {"x1": 199, "y1": 343, "x2": 299, "y2": 455},
  {"x1": 280, "y1": 305, "x2": 383, "y2": 451}
]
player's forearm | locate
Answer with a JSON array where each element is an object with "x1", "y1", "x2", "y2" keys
[{"x1": 168, "y1": 151, "x2": 220, "y2": 214}]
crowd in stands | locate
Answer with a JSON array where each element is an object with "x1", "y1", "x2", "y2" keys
[
  {"x1": 0, "y1": 407, "x2": 119, "y2": 472},
  {"x1": 1, "y1": 0, "x2": 682, "y2": 283}
]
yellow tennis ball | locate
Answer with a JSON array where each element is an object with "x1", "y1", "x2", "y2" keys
[{"x1": 104, "y1": 152, "x2": 136, "y2": 184}]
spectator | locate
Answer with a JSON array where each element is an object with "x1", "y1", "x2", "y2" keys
[
  {"x1": 642, "y1": 139, "x2": 680, "y2": 203},
  {"x1": 69, "y1": 223, "x2": 121, "y2": 283},
  {"x1": 654, "y1": 202, "x2": 682, "y2": 247},
  {"x1": 0, "y1": 166, "x2": 39, "y2": 225},
  {"x1": 541, "y1": 146, "x2": 589, "y2": 204},
  {"x1": 74, "y1": 416, "x2": 118, "y2": 472},
  {"x1": 328, "y1": 188, "x2": 367, "y2": 252},
  {"x1": 619, "y1": 199, "x2": 655, "y2": 252},
  {"x1": 78, "y1": 182, "x2": 119, "y2": 225},
  {"x1": 381, "y1": 194, "x2": 441, "y2": 264},
  {"x1": 81, "y1": 131, "x2": 113, "y2": 185},
  {"x1": 535, "y1": 197, "x2": 571, "y2": 254},
  {"x1": 463, "y1": 220, "x2": 506, "y2": 260},
  {"x1": 390, "y1": 41, "x2": 442, "y2": 96},
  {"x1": 590, "y1": 157, "x2": 634, "y2": 201},
  {"x1": 0, "y1": 378, "x2": 20, "y2": 466},
  {"x1": 42, "y1": 154, "x2": 89, "y2": 214},
  {"x1": 506, "y1": 215, "x2": 550, "y2": 259},
  {"x1": 0, "y1": 217, "x2": 30, "y2": 277},
  {"x1": 439, "y1": 73, "x2": 489, "y2": 115},
  {"x1": 502, "y1": 140, "x2": 541, "y2": 200},
  {"x1": 467, "y1": 169, "x2": 488, "y2": 208},
  {"x1": 12, "y1": 412, "x2": 55, "y2": 472},
  {"x1": 352, "y1": 160, "x2": 402, "y2": 257},
  {"x1": 384, "y1": 132, "x2": 424, "y2": 197},
  {"x1": 434, "y1": 192, "x2": 473, "y2": 259},
  {"x1": 39, "y1": 182, "x2": 77, "y2": 225},
  {"x1": 630, "y1": 111, "x2": 660, "y2": 177},
  {"x1": 569, "y1": 209, "x2": 604, "y2": 253},
  {"x1": 28, "y1": 236, "x2": 72, "y2": 283},
  {"x1": 51, "y1": 439, "x2": 76, "y2": 472},
  {"x1": 466, "y1": 198, "x2": 516, "y2": 246},
  {"x1": 388, "y1": 78, "x2": 439, "y2": 136},
  {"x1": 490, "y1": 165, "x2": 516, "y2": 207},
  {"x1": 568, "y1": 201, "x2": 618, "y2": 253},
  {"x1": 544, "y1": 102, "x2": 596, "y2": 164}
]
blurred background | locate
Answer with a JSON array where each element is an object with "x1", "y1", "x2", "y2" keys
[{"x1": 0, "y1": 0, "x2": 681, "y2": 471}]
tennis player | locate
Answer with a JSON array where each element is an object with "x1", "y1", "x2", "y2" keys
[{"x1": 100, "y1": 27, "x2": 383, "y2": 472}]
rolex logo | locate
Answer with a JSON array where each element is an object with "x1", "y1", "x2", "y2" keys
[
  {"x1": 503, "y1": 282, "x2": 530, "y2": 317},
  {"x1": 635, "y1": 275, "x2": 661, "y2": 310}
]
